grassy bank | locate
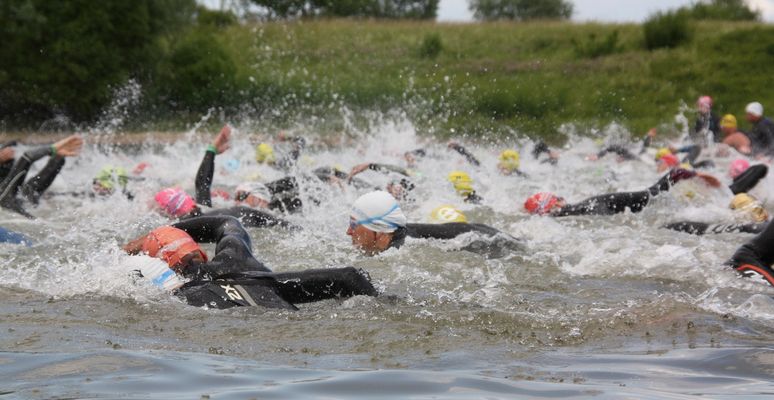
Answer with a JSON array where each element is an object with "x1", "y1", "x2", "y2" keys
[{"x1": 204, "y1": 19, "x2": 774, "y2": 141}]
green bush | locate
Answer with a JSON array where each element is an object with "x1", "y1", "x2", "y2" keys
[
  {"x1": 155, "y1": 29, "x2": 237, "y2": 111},
  {"x1": 418, "y1": 33, "x2": 443, "y2": 58},
  {"x1": 643, "y1": 11, "x2": 693, "y2": 50},
  {"x1": 679, "y1": 0, "x2": 759, "y2": 21},
  {"x1": 572, "y1": 30, "x2": 620, "y2": 58},
  {"x1": 197, "y1": 7, "x2": 237, "y2": 28}
]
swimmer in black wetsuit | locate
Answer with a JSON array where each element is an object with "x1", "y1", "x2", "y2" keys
[
  {"x1": 346, "y1": 191, "x2": 522, "y2": 258},
  {"x1": 346, "y1": 162, "x2": 416, "y2": 201},
  {"x1": 181, "y1": 125, "x2": 294, "y2": 228},
  {"x1": 524, "y1": 168, "x2": 709, "y2": 217},
  {"x1": 0, "y1": 135, "x2": 83, "y2": 218},
  {"x1": 729, "y1": 164, "x2": 767, "y2": 195},
  {"x1": 727, "y1": 221, "x2": 774, "y2": 286},
  {"x1": 0, "y1": 141, "x2": 17, "y2": 181},
  {"x1": 664, "y1": 192, "x2": 770, "y2": 236},
  {"x1": 123, "y1": 215, "x2": 376, "y2": 309}
]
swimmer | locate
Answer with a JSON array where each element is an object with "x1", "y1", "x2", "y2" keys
[
  {"x1": 123, "y1": 215, "x2": 376, "y2": 309},
  {"x1": 346, "y1": 191, "x2": 522, "y2": 257},
  {"x1": 448, "y1": 171, "x2": 483, "y2": 204},
  {"x1": 0, "y1": 135, "x2": 83, "y2": 218},
  {"x1": 727, "y1": 220, "x2": 774, "y2": 286},
  {"x1": 664, "y1": 193, "x2": 769, "y2": 235},
  {"x1": 346, "y1": 162, "x2": 416, "y2": 201},
  {"x1": 524, "y1": 168, "x2": 710, "y2": 217},
  {"x1": 498, "y1": 150, "x2": 527, "y2": 177}
]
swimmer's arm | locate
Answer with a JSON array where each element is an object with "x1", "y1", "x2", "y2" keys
[
  {"x1": 369, "y1": 163, "x2": 409, "y2": 176},
  {"x1": 194, "y1": 150, "x2": 215, "y2": 207},
  {"x1": 447, "y1": 142, "x2": 481, "y2": 166}
]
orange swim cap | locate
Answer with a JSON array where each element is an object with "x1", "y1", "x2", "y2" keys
[{"x1": 142, "y1": 226, "x2": 207, "y2": 271}]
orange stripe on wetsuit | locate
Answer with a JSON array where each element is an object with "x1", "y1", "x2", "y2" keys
[{"x1": 735, "y1": 264, "x2": 774, "y2": 286}]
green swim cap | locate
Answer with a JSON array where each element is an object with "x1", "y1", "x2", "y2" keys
[{"x1": 94, "y1": 166, "x2": 128, "y2": 191}]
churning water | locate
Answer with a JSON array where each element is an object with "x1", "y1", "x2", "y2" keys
[{"x1": 1, "y1": 116, "x2": 774, "y2": 398}]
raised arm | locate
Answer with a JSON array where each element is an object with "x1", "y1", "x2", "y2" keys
[{"x1": 194, "y1": 125, "x2": 231, "y2": 206}]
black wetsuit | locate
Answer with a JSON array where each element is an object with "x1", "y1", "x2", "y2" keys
[
  {"x1": 553, "y1": 169, "x2": 694, "y2": 217},
  {"x1": 693, "y1": 112, "x2": 721, "y2": 144},
  {"x1": 729, "y1": 164, "x2": 768, "y2": 195},
  {"x1": 728, "y1": 221, "x2": 774, "y2": 286},
  {"x1": 0, "y1": 145, "x2": 65, "y2": 218},
  {"x1": 0, "y1": 141, "x2": 17, "y2": 181},
  {"x1": 273, "y1": 136, "x2": 306, "y2": 172},
  {"x1": 532, "y1": 140, "x2": 557, "y2": 165},
  {"x1": 312, "y1": 166, "x2": 374, "y2": 190},
  {"x1": 170, "y1": 215, "x2": 377, "y2": 309},
  {"x1": 192, "y1": 150, "x2": 294, "y2": 228},
  {"x1": 596, "y1": 145, "x2": 638, "y2": 161},
  {"x1": 448, "y1": 143, "x2": 481, "y2": 167},
  {"x1": 390, "y1": 222, "x2": 523, "y2": 258},
  {"x1": 663, "y1": 221, "x2": 766, "y2": 235},
  {"x1": 747, "y1": 117, "x2": 774, "y2": 157}
]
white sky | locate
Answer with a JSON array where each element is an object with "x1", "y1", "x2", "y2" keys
[{"x1": 437, "y1": 0, "x2": 774, "y2": 22}]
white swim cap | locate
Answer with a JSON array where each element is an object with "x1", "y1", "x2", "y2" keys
[
  {"x1": 746, "y1": 102, "x2": 763, "y2": 117},
  {"x1": 350, "y1": 191, "x2": 407, "y2": 233},
  {"x1": 235, "y1": 182, "x2": 271, "y2": 203}
]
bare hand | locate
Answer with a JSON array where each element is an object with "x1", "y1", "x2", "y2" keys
[
  {"x1": 347, "y1": 163, "x2": 370, "y2": 181},
  {"x1": 212, "y1": 124, "x2": 231, "y2": 154},
  {"x1": 0, "y1": 147, "x2": 14, "y2": 163},
  {"x1": 647, "y1": 128, "x2": 657, "y2": 138},
  {"x1": 53, "y1": 135, "x2": 83, "y2": 157},
  {"x1": 122, "y1": 234, "x2": 148, "y2": 255}
]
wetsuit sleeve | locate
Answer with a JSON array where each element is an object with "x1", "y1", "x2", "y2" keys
[
  {"x1": 406, "y1": 222, "x2": 501, "y2": 240},
  {"x1": 202, "y1": 206, "x2": 295, "y2": 229},
  {"x1": 597, "y1": 145, "x2": 636, "y2": 160},
  {"x1": 368, "y1": 163, "x2": 410, "y2": 176},
  {"x1": 0, "y1": 160, "x2": 12, "y2": 182},
  {"x1": 675, "y1": 145, "x2": 701, "y2": 165},
  {"x1": 729, "y1": 164, "x2": 768, "y2": 195},
  {"x1": 194, "y1": 150, "x2": 215, "y2": 207},
  {"x1": 532, "y1": 140, "x2": 550, "y2": 159},
  {"x1": 448, "y1": 143, "x2": 481, "y2": 166},
  {"x1": 639, "y1": 135, "x2": 652, "y2": 154},
  {"x1": 728, "y1": 221, "x2": 774, "y2": 285},
  {"x1": 663, "y1": 221, "x2": 710, "y2": 235},
  {"x1": 272, "y1": 267, "x2": 377, "y2": 304},
  {"x1": 171, "y1": 214, "x2": 247, "y2": 244},
  {"x1": 21, "y1": 155, "x2": 65, "y2": 204},
  {"x1": 0, "y1": 145, "x2": 53, "y2": 218},
  {"x1": 266, "y1": 176, "x2": 298, "y2": 197}
]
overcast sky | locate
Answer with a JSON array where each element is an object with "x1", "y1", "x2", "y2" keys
[{"x1": 437, "y1": 0, "x2": 774, "y2": 22}]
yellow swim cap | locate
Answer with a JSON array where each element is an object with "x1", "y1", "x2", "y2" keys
[
  {"x1": 430, "y1": 205, "x2": 467, "y2": 223},
  {"x1": 498, "y1": 150, "x2": 520, "y2": 171},
  {"x1": 448, "y1": 171, "x2": 474, "y2": 196},
  {"x1": 255, "y1": 143, "x2": 275, "y2": 163},
  {"x1": 655, "y1": 148, "x2": 671, "y2": 161},
  {"x1": 730, "y1": 193, "x2": 770, "y2": 223},
  {"x1": 94, "y1": 165, "x2": 128, "y2": 191},
  {"x1": 721, "y1": 114, "x2": 737, "y2": 129}
]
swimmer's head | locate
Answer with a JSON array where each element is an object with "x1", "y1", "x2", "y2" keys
[
  {"x1": 730, "y1": 193, "x2": 769, "y2": 223},
  {"x1": 386, "y1": 178, "x2": 415, "y2": 201},
  {"x1": 729, "y1": 159, "x2": 750, "y2": 179},
  {"x1": 721, "y1": 114, "x2": 737, "y2": 130},
  {"x1": 93, "y1": 165, "x2": 128, "y2": 195},
  {"x1": 142, "y1": 226, "x2": 207, "y2": 272},
  {"x1": 255, "y1": 143, "x2": 275, "y2": 164},
  {"x1": 430, "y1": 205, "x2": 467, "y2": 223},
  {"x1": 657, "y1": 153, "x2": 679, "y2": 172},
  {"x1": 448, "y1": 171, "x2": 474, "y2": 196},
  {"x1": 235, "y1": 182, "x2": 271, "y2": 209},
  {"x1": 655, "y1": 147, "x2": 672, "y2": 161},
  {"x1": 498, "y1": 150, "x2": 520, "y2": 174},
  {"x1": 348, "y1": 191, "x2": 407, "y2": 255},
  {"x1": 154, "y1": 188, "x2": 196, "y2": 218},
  {"x1": 697, "y1": 95, "x2": 712, "y2": 114},
  {"x1": 524, "y1": 192, "x2": 565, "y2": 215}
]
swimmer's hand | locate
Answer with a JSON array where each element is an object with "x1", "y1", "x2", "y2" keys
[
  {"x1": 212, "y1": 124, "x2": 231, "y2": 154},
  {"x1": 53, "y1": 135, "x2": 83, "y2": 157},
  {"x1": 347, "y1": 163, "x2": 370, "y2": 182},
  {"x1": 122, "y1": 234, "x2": 148, "y2": 255},
  {"x1": 0, "y1": 147, "x2": 14, "y2": 163},
  {"x1": 585, "y1": 154, "x2": 599, "y2": 161}
]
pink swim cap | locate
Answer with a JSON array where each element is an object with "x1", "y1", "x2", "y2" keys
[
  {"x1": 154, "y1": 188, "x2": 195, "y2": 217},
  {"x1": 729, "y1": 159, "x2": 750, "y2": 179}
]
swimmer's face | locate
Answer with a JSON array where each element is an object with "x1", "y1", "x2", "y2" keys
[
  {"x1": 347, "y1": 218, "x2": 390, "y2": 255},
  {"x1": 386, "y1": 184, "x2": 403, "y2": 200}
]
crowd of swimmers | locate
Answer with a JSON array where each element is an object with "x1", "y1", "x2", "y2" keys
[{"x1": 2, "y1": 96, "x2": 774, "y2": 309}]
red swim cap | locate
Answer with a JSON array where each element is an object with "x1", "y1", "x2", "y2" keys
[
  {"x1": 142, "y1": 226, "x2": 207, "y2": 271},
  {"x1": 525, "y1": 192, "x2": 561, "y2": 215},
  {"x1": 154, "y1": 188, "x2": 195, "y2": 217},
  {"x1": 729, "y1": 159, "x2": 750, "y2": 179},
  {"x1": 659, "y1": 154, "x2": 679, "y2": 168}
]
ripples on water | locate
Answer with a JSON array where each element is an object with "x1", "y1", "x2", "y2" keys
[{"x1": 1, "y1": 118, "x2": 774, "y2": 398}]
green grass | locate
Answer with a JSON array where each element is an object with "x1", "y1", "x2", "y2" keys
[{"x1": 174, "y1": 20, "x2": 774, "y2": 142}]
